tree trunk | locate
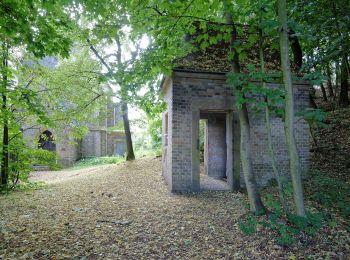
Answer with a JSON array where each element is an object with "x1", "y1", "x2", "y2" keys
[
  {"x1": 339, "y1": 56, "x2": 349, "y2": 107},
  {"x1": 115, "y1": 38, "x2": 135, "y2": 161},
  {"x1": 225, "y1": 7, "x2": 264, "y2": 213},
  {"x1": 288, "y1": 29, "x2": 303, "y2": 71},
  {"x1": 335, "y1": 61, "x2": 339, "y2": 99},
  {"x1": 277, "y1": 0, "x2": 306, "y2": 217},
  {"x1": 320, "y1": 83, "x2": 328, "y2": 101},
  {"x1": 309, "y1": 91, "x2": 318, "y2": 109},
  {"x1": 239, "y1": 105, "x2": 265, "y2": 212},
  {"x1": 326, "y1": 65, "x2": 334, "y2": 98},
  {"x1": 1, "y1": 43, "x2": 9, "y2": 187},
  {"x1": 121, "y1": 101, "x2": 135, "y2": 161},
  {"x1": 1, "y1": 95, "x2": 9, "y2": 187},
  {"x1": 259, "y1": 25, "x2": 288, "y2": 214}
]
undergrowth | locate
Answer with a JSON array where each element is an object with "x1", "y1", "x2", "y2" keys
[
  {"x1": 239, "y1": 193, "x2": 325, "y2": 246},
  {"x1": 0, "y1": 181, "x2": 47, "y2": 195},
  {"x1": 72, "y1": 156, "x2": 124, "y2": 169},
  {"x1": 306, "y1": 175, "x2": 350, "y2": 230},
  {"x1": 239, "y1": 173, "x2": 350, "y2": 246}
]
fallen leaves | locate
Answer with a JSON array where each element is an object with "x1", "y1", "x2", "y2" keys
[{"x1": 0, "y1": 157, "x2": 349, "y2": 259}]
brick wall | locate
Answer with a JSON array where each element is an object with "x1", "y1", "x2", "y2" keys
[{"x1": 162, "y1": 71, "x2": 310, "y2": 192}]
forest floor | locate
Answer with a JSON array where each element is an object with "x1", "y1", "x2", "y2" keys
[
  {"x1": 0, "y1": 101, "x2": 349, "y2": 259},
  {"x1": 1, "y1": 154, "x2": 349, "y2": 259}
]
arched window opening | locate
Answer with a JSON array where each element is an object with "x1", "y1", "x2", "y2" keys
[{"x1": 38, "y1": 130, "x2": 56, "y2": 152}]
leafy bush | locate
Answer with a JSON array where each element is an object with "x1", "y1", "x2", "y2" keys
[
  {"x1": 28, "y1": 148, "x2": 61, "y2": 170},
  {"x1": 239, "y1": 215, "x2": 258, "y2": 235}
]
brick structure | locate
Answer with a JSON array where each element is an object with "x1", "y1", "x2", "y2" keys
[
  {"x1": 23, "y1": 104, "x2": 126, "y2": 167},
  {"x1": 161, "y1": 71, "x2": 310, "y2": 192},
  {"x1": 22, "y1": 56, "x2": 127, "y2": 167}
]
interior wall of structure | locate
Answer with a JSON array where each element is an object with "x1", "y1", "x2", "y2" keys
[{"x1": 204, "y1": 114, "x2": 227, "y2": 179}]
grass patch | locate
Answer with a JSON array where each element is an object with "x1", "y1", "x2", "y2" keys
[
  {"x1": 0, "y1": 181, "x2": 48, "y2": 195},
  {"x1": 135, "y1": 148, "x2": 161, "y2": 158},
  {"x1": 71, "y1": 156, "x2": 125, "y2": 170}
]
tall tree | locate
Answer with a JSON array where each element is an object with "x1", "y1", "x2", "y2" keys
[
  {"x1": 225, "y1": 2, "x2": 264, "y2": 213},
  {"x1": 257, "y1": 5, "x2": 288, "y2": 213},
  {"x1": 277, "y1": 0, "x2": 305, "y2": 217},
  {"x1": 1, "y1": 42, "x2": 9, "y2": 186},
  {"x1": 88, "y1": 38, "x2": 135, "y2": 161},
  {"x1": 0, "y1": 0, "x2": 73, "y2": 187},
  {"x1": 292, "y1": 0, "x2": 350, "y2": 107}
]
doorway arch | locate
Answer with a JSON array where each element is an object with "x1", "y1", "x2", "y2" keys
[{"x1": 38, "y1": 130, "x2": 56, "y2": 152}]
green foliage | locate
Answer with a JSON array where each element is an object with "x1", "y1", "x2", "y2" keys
[
  {"x1": 226, "y1": 68, "x2": 285, "y2": 117},
  {"x1": 239, "y1": 194, "x2": 325, "y2": 246},
  {"x1": 0, "y1": 181, "x2": 47, "y2": 195},
  {"x1": 1, "y1": 45, "x2": 108, "y2": 188},
  {"x1": 72, "y1": 156, "x2": 124, "y2": 169},
  {"x1": 27, "y1": 149, "x2": 61, "y2": 171},
  {"x1": 132, "y1": 81, "x2": 166, "y2": 149},
  {"x1": 302, "y1": 71, "x2": 327, "y2": 86},
  {"x1": 135, "y1": 148, "x2": 161, "y2": 159},
  {"x1": 276, "y1": 225, "x2": 296, "y2": 246},
  {"x1": 239, "y1": 215, "x2": 258, "y2": 235},
  {"x1": 0, "y1": 0, "x2": 73, "y2": 58},
  {"x1": 309, "y1": 175, "x2": 350, "y2": 221},
  {"x1": 297, "y1": 109, "x2": 329, "y2": 128},
  {"x1": 6, "y1": 133, "x2": 32, "y2": 185}
]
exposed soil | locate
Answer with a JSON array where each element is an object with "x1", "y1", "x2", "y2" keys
[{"x1": 0, "y1": 157, "x2": 349, "y2": 259}]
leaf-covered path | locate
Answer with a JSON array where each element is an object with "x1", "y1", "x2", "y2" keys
[{"x1": 0, "y1": 158, "x2": 349, "y2": 259}]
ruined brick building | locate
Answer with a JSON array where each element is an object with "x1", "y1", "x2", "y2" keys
[
  {"x1": 22, "y1": 57, "x2": 126, "y2": 167},
  {"x1": 23, "y1": 103, "x2": 126, "y2": 167},
  {"x1": 161, "y1": 28, "x2": 310, "y2": 192}
]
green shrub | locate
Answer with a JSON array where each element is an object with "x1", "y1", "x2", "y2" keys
[
  {"x1": 239, "y1": 215, "x2": 258, "y2": 235},
  {"x1": 27, "y1": 148, "x2": 61, "y2": 170},
  {"x1": 239, "y1": 194, "x2": 325, "y2": 246}
]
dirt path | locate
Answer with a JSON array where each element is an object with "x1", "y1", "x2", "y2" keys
[{"x1": 0, "y1": 158, "x2": 348, "y2": 259}]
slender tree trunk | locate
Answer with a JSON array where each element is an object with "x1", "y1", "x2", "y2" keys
[
  {"x1": 1, "y1": 96, "x2": 9, "y2": 187},
  {"x1": 121, "y1": 101, "x2": 135, "y2": 161},
  {"x1": 259, "y1": 24, "x2": 288, "y2": 214},
  {"x1": 332, "y1": 2, "x2": 349, "y2": 107},
  {"x1": 320, "y1": 83, "x2": 328, "y2": 101},
  {"x1": 1, "y1": 43, "x2": 9, "y2": 187},
  {"x1": 225, "y1": 7, "x2": 264, "y2": 213},
  {"x1": 277, "y1": 0, "x2": 305, "y2": 217},
  {"x1": 326, "y1": 65, "x2": 334, "y2": 98},
  {"x1": 335, "y1": 61, "x2": 340, "y2": 99},
  {"x1": 239, "y1": 105, "x2": 265, "y2": 212},
  {"x1": 339, "y1": 56, "x2": 349, "y2": 107}
]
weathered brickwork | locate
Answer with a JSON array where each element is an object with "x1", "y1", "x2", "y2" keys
[
  {"x1": 23, "y1": 104, "x2": 126, "y2": 168},
  {"x1": 162, "y1": 71, "x2": 310, "y2": 192}
]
